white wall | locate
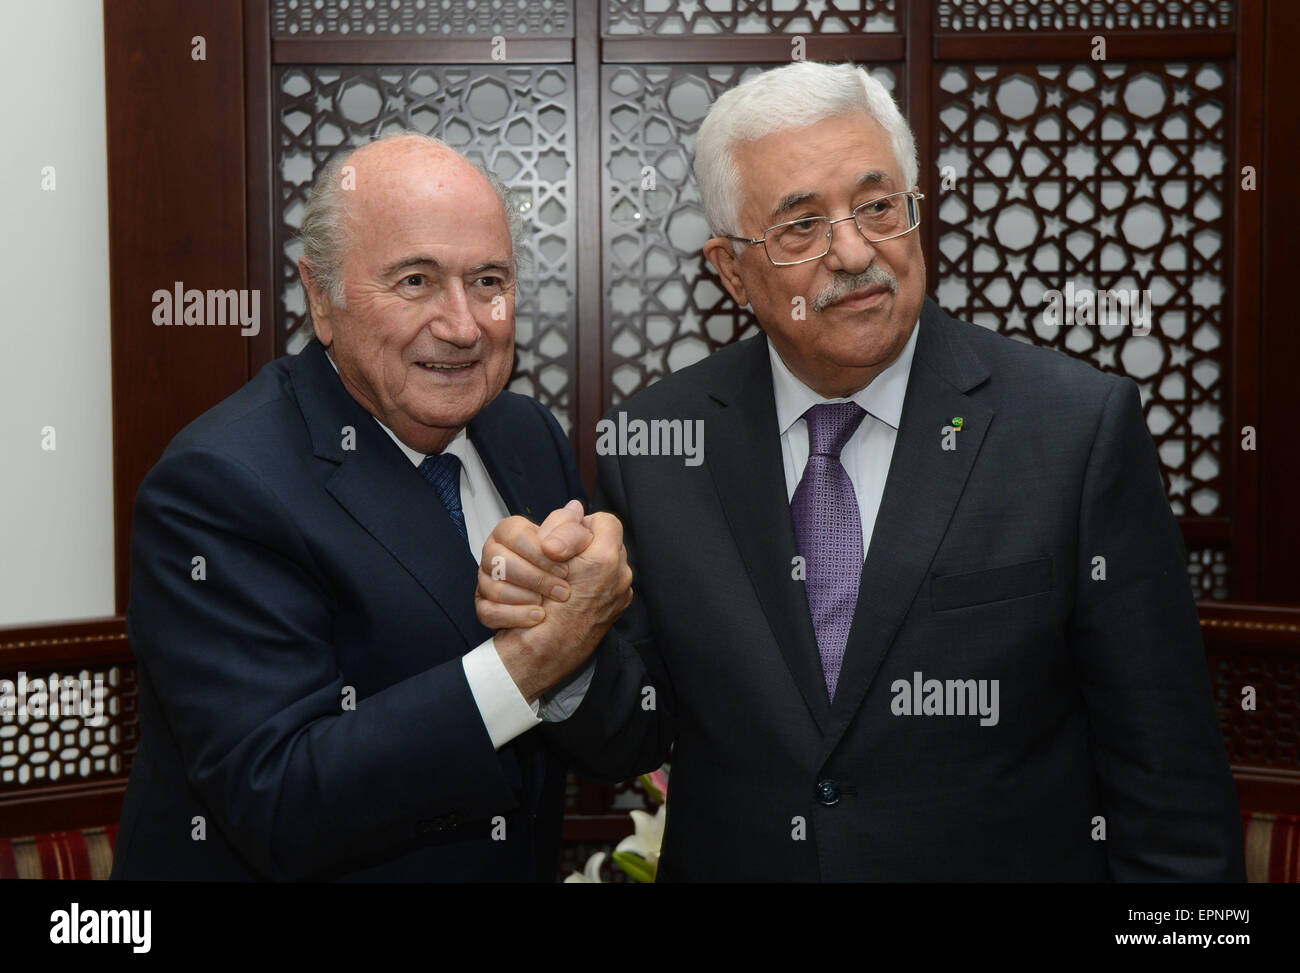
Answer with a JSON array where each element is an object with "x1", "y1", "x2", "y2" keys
[{"x1": 0, "y1": 0, "x2": 114, "y2": 625}]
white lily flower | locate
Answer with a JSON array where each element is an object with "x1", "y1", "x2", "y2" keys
[
  {"x1": 563, "y1": 851, "x2": 607, "y2": 883},
  {"x1": 614, "y1": 804, "x2": 666, "y2": 866}
]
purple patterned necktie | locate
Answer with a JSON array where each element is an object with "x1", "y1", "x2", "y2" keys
[{"x1": 791, "y1": 402, "x2": 867, "y2": 700}]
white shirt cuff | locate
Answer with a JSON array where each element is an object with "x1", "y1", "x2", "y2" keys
[{"x1": 462, "y1": 637, "x2": 542, "y2": 749}]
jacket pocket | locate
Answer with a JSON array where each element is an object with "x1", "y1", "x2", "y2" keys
[{"x1": 930, "y1": 555, "x2": 1053, "y2": 611}]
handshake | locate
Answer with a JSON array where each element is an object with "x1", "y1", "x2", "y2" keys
[{"x1": 475, "y1": 500, "x2": 634, "y2": 704}]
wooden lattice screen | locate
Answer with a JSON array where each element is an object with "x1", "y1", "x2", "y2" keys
[{"x1": 6, "y1": 0, "x2": 1293, "y2": 882}]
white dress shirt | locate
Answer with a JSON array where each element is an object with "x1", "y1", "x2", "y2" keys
[
  {"x1": 324, "y1": 354, "x2": 542, "y2": 749},
  {"x1": 769, "y1": 317, "x2": 920, "y2": 558}
]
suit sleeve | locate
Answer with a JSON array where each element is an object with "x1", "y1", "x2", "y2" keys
[
  {"x1": 127, "y1": 445, "x2": 519, "y2": 881},
  {"x1": 1070, "y1": 377, "x2": 1245, "y2": 881},
  {"x1": 538, "y1": 442, "x2": 677, "y2": 783}
]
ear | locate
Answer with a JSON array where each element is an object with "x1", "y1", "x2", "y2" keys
[
  {"x1": 298, "y1": 257, "x2": 336, "y2": 346},
  {"x1": 702, "y1": 237, "x2": 750, "y2": 307}
]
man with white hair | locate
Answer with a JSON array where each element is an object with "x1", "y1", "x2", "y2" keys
[
  {"x1": 113, "y1": 132, "x2": 630, "y2": 882},
  {"x1": 478, "y1": 62, "x2": 1244, "y2": 881}
]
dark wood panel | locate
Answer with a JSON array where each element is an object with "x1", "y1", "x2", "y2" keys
[
  {"x1": 1258, "y1": 0, "x2": 1300, "y2": 604},
  {"x1": 935, "y1": 30, "x2": 1236, "y2": 61},
  {"x1": 561, "y1": 815, "x2": 639, "y2": 842},
  {"x1": 105, "y1": 0, "x2": 251, "y2": 612},
  {"x1": 0, "y1": 616, "x2": 129, "y2": 669},
  {"x1": 0, "y1": 780, "x2": 127, "y2": 839},
  {"x1": 246, "y1": 0, "x2": 277, "y2": 376},
  {"x1": 272, "y1": 37, "x2": 572, "y2": 64},
  {"x1": 1234, "y1": 769, "x2": 1300, "y2": 815},
  {"x1": 1199, "y1": 601, "x2": 1300, "y2": 642},
  {"x1": 1231, "y1": 0, "x2": 1264, "y2": 601},
  {"x1": 601, "y1": 35, "x2": 905, "y2": 64},
  {"x1": 1180, "y1": 518, "x2": 1234, "y2": 544}
]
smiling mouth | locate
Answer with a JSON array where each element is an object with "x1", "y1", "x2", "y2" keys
[{"x1": 415, "y1": 361, "x2": 476, "y2": 371}]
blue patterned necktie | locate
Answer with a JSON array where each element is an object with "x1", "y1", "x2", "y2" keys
[
  {"x1": 418, "y1": 451, "x2": 469, "y2": 545},
  {"x1": 790, "y1": 402, "x2": 867, "y2": 700}
]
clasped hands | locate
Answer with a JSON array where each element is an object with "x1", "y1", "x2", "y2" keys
[{"x1": 476, "y1": 500, "x2": 633, "y2": 704}]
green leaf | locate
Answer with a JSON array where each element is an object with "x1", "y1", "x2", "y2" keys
[{"x1": 611, "y1": 850, "x2": 657, "y2": 884}]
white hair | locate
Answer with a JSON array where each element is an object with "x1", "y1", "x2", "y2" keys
[
  {"x1": 693, "y1": 61, "x2": 919, "y2": 239},
  {"x1": 297, "y1": 129, "x2": 526, "y2": 339}
]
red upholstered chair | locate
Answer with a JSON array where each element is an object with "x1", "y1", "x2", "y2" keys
[
  {"x1": 1242, "y1": 811, "x2": 1300, "y2": 883},
  {"x1": 0, "y1": 825, "x2": 118, "y2": 880}
]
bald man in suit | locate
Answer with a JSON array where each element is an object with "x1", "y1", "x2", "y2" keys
[{"x1": 113, "y1": 133, "x2": 629, "y2": 881}]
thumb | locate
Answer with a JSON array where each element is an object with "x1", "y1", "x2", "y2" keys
[{"x1": 538, "y1": 499, "x2": 586, "y2": 542}]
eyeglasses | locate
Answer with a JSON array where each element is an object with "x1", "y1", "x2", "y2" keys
[{"x1": 726, "y1": 191, "x2": 925, "y2": 267}]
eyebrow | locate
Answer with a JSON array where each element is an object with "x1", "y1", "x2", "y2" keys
[
  {"x1": 381, "y1": 256, "x2": 513, "y2": 278},
  {"x1": 467, "y1": 261, "x2": 513, "y2": 277},
  {"x1": 767, "y1": 169, "x2": 896, "y2": 223},
  {"x1": 382, "y1": 255, "x2": 442, "y2": 278}
]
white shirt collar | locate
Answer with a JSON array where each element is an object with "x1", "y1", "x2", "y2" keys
[
  {"x1": 767, "y1": 316, "x2": 920, "y2": 437},
  {"x1": 324, "y1": 348, "x2": 466, "y2": 467}
]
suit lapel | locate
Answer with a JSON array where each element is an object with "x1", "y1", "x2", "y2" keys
[
  {"x1": 467, "y1": 404, "x2": 537, "y2": 520},
  {"x1": 289, "y1": 341, "x2": 491, "y2": 650},
  {"x1": 819, "y1": 298, "x2": 993, "y2": 758},
  {"x1": 706, "y1": 335, "x2": 832, "y2": 734}
]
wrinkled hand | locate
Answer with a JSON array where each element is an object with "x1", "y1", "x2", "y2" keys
[
  {"x1": 476, "y1": 501, "x2": 633, "y2": 702},
  {"x1": 476, "y1": 500, "x2": 591, "y2": 626}
]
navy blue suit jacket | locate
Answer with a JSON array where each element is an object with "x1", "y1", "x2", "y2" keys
[{"x1": 112, "y1": 340, "x2": 582, "y2": 881}]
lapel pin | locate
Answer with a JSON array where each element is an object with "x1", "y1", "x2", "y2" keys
[{"x1": 951, "y1": 416, "x2": 964, "y2": 431}]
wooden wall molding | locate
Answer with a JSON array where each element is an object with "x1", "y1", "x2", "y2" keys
[
  {"x1": 1258, "y1": 0, "x2": 1300, "y2": 602},
  {"x1": 1199, "y1": 602, "x2": 1300, "y2": 814},
  {"x1": 105, "y1": 0, "x2": 252, "y2": 614},
  {"x1": 0, "y1": 616, "x2": 130, "y2": 668}
]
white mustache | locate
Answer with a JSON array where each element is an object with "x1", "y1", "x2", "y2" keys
[{"x1": 812, "y1": 267, "x2": 898, "y2": 312}]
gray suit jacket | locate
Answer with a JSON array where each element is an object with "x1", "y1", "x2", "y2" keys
[{"x1": 546, "y1": 296, "x2": 1244, "y2": 882}]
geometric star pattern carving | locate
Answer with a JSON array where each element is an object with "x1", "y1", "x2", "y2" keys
[
  {"x1": 0, "y1": 665, "x2": 137, "y2": 787},
  {"x1": 935, "y1": 61, "x2": 1229, "y2": 517},
  {"x1": 1188, "y1": 545, "x2": 1232, "y2": 602},
  {"x1": 936, "y1": 0, "x2": 1235, "y2": 31},
  {"x1": 605, "y1": 0, "x2": 897, "y2": 34},
  {"x1": 272, "y1": 0, "x2": 573, "y2": 37}
]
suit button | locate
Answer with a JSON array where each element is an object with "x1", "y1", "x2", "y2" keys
[{"x1": 816, "y1": 780, "x2": 840, "y2": 807}]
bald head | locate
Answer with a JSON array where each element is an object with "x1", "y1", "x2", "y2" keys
[{"x1": 338, "y1": 135, "x2": 500, "y2": 250}]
